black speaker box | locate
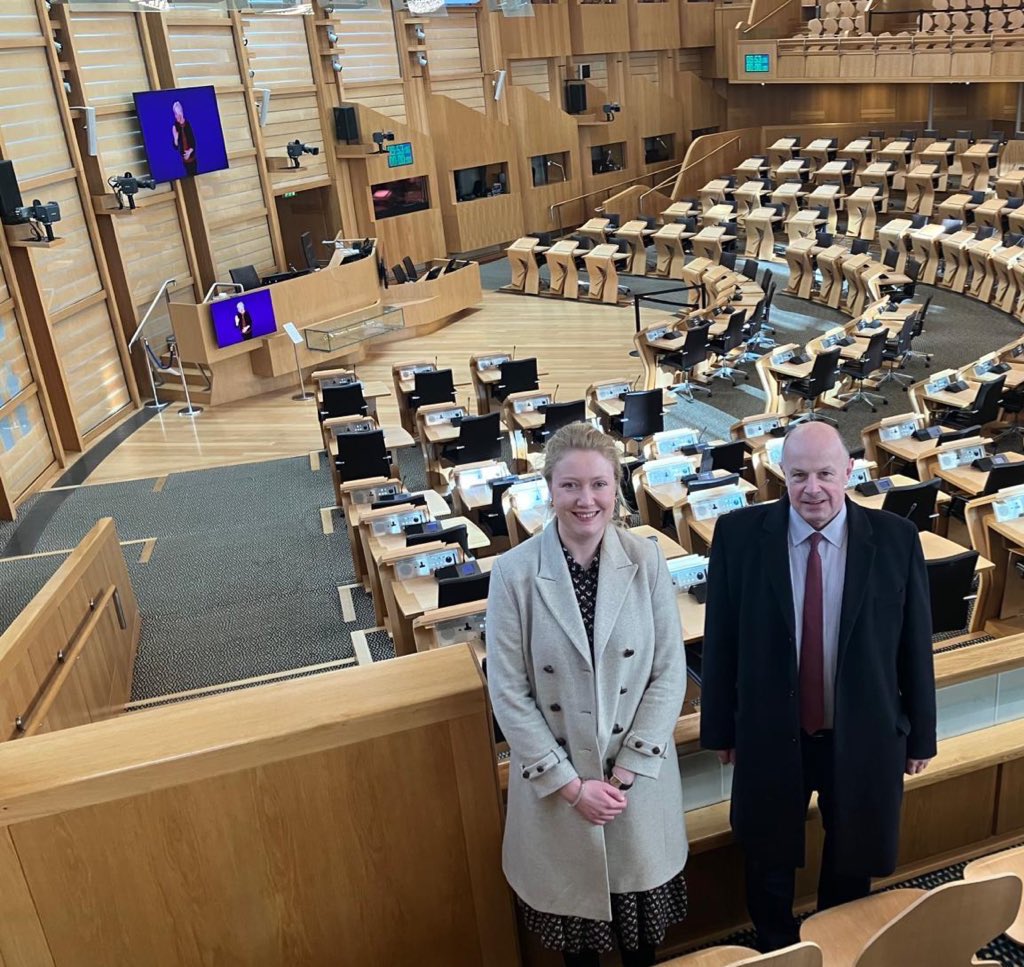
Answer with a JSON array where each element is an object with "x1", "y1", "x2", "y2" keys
[
  {"x1": 564, "y1": 81, "x2": 587, "y2": 116},
  {"x1": 333, "y1": 104, "x2": 360, "y2": 144},
  {"x1": 0, "y1": 160, "x2": 23, "y2": 224}
]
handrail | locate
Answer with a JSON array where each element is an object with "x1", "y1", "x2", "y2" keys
[
  {"x1": 128, "y1": 277, "x2": 177, "y2": 349},
  {"x1": 739, "y1": 0, "x2": 796, "y2": 33},
  {"x1": 638, "y1": 170, "x2": 690, "y2": 211},
  {"x1": 548, "y1": 159, "x2": 687, "y2": 222},
  {"x1": 656, "y1": 136, "x2": 742, "y2": 204}
]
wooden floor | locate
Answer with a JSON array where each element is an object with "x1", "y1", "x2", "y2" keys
[{"x1": 88, "y1": 289, "x2": 668, "y2": 485}]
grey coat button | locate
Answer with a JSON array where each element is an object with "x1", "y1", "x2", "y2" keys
[
  {"x1": 634, "y1": 740, "x2": 643, "y2": 749},
  {"x1": 544, "y1": 665, "x2": 554, "y2": 673},
  {"x1": 652, "y1": 746, "x2": 661, "y2": 755},
  {"x1": 522, "y1": 770, "x2": 530, "y2": 778}
]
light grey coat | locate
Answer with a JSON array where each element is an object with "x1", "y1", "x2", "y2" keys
[{"x1": 486, "y1": 522, "x2": 689, "y2": 922}]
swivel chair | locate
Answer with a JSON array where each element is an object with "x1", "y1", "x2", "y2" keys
[
  {"x1": 708, "y1": 440, "x2": 747, "y2": 474},
  {"x1": 409, "y1": 369, "x2": 456, "y2": 412},
  {"x1": 492, "y1": 358, "x2": 539, "y2": 403},
  {"x1": 610, "y1": 389, "x2": 664, "y2": 445},
  {"x1": 876, "y1": 313, "x2": 918, "y2": 389},
  {"x1": 937, "y1": 374, "x2": 1007, "y2": 430},
  {"x1": 741, "y1": 258, "x2": 759, "y2": 281},
  {"x1": 663, "y1": 325, "x2": 713, "y2": 402},
  {"x1": 229, "y1": 265, "x2": 263, "y2": 291},
  {"x1": 983, "y1": 460, "x2": 1024, "y2": 495},
  {"x1": 320, "y1": 384, "x2": 368, "y2": 422},
  {"x1": 479, "y1": 478, "x2": 516, "y2": 541},
  {"x1": 532, "y1": 399, "x2": 587, "y2": 445},
  {"x1": 902, "y1": 296, "x2": 933, "y2": 368},
  {"x1": 440, "y1": 412, "x2": 503, "y2": 466},
  {"x1": 336, "y1": 429, "x2": 392, "y2": 483},
  {"x1": 881, "y1": 478, "x2": 941, "y2": 532},
  {"x1": 850, "y1": 238, "x2": 871, "y2": 256},
  {"x1": 926, "y1": 550, "x2": 980, "y2": 635},
  {"x1": 707, "y1": 309, "x2": 750, "y2": 384},
  {"x1": 780, "y1": 347, "x2": 842, "y2": 423},
  {"x1": 838, "y1": 329, "x2": 888, "y2": 412}
]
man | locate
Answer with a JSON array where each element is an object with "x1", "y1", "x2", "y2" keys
[
  {"x1": 700, "y1": 421, "x2": 936, "y2": 951},
  {"x1": 171, "y1": 101, "x2": 198, "y2": 177}
]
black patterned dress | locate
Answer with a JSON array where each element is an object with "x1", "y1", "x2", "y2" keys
[{"x1": 516, "y1": 542, "x2": 689, "y2": 955}]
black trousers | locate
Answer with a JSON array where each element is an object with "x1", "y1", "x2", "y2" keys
[{"x1": 744, "y1": 730, "x2": 872, "y2": 952}]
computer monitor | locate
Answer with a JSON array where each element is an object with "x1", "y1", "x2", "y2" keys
[
  {"x1": 209, "y1": 289, "x2": 277, "y2": 348},
  {"x1": 406, "y1": 524, "x2": 469, "y2": 554},
  {"x1": 300, "y1": 232, "x2": 318, "y2": 271},
  {"x1": 133, "y1": 85, "x2": 229, "y2": 183},
  {"x1": 437, "y1": 572, "x2": 491, "y2": 608}
]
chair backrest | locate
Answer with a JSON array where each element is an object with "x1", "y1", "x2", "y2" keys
[
  {"x1": 709, "y1": 440, "x2": 747, "y2": 473},
  {"x1": 969, "y1": 190, "x2": 988, "y2": 205},
  {"x1": 680, "y1": 323, "x2": 711, "y2": 367},
  {"x1": 860, "y1": 329, "x2": 889, "y2": 373},
  {"x1": 498, "y1": 358, "x2": 539, "y2": 396},
  {"x1": 392, "y1": 263, "x2": 409, "y2": 284},
  {"x1": 402, "y1": 255, "x2": 419, "y2": 281},
  {"x1": 321, "y1": 383, "x2": 368, "y2": 421},
  {"x1": 883, "y1": 247, "x2": 898, "y2": 269},
  {"x1": 540, "y1": 399, "x2": 587, "y2": 435},
  {"x1": 851, "y1": 238, "x2": 870, "y2": 255},
  {"x1": 620, "y1": 389, "x2": 664, "y2": 439},
  {"x1": 742, "y1": 258, "x2": 759, "y2": 281},
  {"x1": 970, "y1": 373, "x2": 1007, "y2": 423},
  {"x1": 914, "y1": 296, "x2": 932, "y2": 334},
  {"x1": 942, "y1": 218, "x2": 964, "y2": 233},
  {"x1": 412, "y1": 369, "x2": 456, "y2": 408},
  {"x1": 985, "y1": 460, "x2": 1024, "y2": 495},
  {"x1": 926, "y1": 550, "x2": 978, "y2": 634},
  {"x1": 336, "y1": 429, "x2": 391, "y2": 483},
  {"x1": 453, "y1": 412, "x2": 503, "y2": 464},
  {"x1": 975, "y1": 226, "x2": 996, "y2": 241},
  {"x1": 855, "y1": 873, "x2": 1021, "y2": 966},
  {"x1": 816, "y1": 231, "x2": 834, "y2": 248},
  {"x1": 955, "y1": 128, "x2": 975, "y2": 142},
  {"x1": 868, "y1": 129, "x2": 885, "y2": 139},
  {"x1": 300, "y1": 231, "x2": 318, "y2": 271},
  {"x1": 606, "y1": 212, "x2": 621, "y2": 229},
  {"x1": 899, "y1": 128, "x2": 917, "y2": 140},
  {"x1": 229, "y1": 265, "x2": 262, "y2": 291},
  {"x1": 721, "y1": 251, "x2": 737, "y2": 270},
  {"x1": 881, "y1": 478, "x2": 941, "y2": 531},
  {"x1": 807, "y1": 347, "x2": 842, "y2": 394},
  {"x1": 909, "y1": 213, "x2": 929, "y2": 229}
]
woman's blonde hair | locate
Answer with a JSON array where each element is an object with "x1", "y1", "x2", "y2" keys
[{"x1": 542, "y1": 423, "x2": 623, "y2": 504}]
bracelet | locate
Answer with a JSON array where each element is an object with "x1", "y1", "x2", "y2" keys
[{"x1": 570, "y1": 780, "x2": 587, "y2": 808}]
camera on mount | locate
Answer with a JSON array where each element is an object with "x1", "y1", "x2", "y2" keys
[
  {"x1": 108, "y1": 171, "x2": 157, "y2": 211},
  {"x1": 372, "y1": 130, "x2": 395, "y2": 154},
  {"x1": 13, "y1": 199, "x2": 61, "y2": 242},
  {"x1": 602, "y1": 102, "x2": 621, "y2": 122},
  {"x1": 287, "y1": 140, "x2": 320, "y2": 168}
]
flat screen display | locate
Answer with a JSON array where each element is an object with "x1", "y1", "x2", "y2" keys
[
  {"x1": 744, "y1": 53, "x2": 771, "y2": 73},
  {"x1": 387, "y1": 142, "x2": 414, "y2": 168},
  {"x1": 133, "y1": 85, "x2": 229, "y2": 183},
  {"x1": 209, "y1": 289, "x2": 277, "y2": 349},
  {"x1": 371, "y1": 176, "x2": 430, "y2": 219}
]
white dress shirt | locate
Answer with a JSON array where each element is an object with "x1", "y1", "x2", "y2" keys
[{"x1": 788, "y1": 504, "x2": 848, "y2": 729}]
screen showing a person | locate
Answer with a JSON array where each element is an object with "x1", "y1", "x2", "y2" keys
[
  {"x1": 133, "y1": 85, "x2": 229, "y2": 183},
  {"x1": 209, "y1": 289, "x2": 277, "y2": 349}
]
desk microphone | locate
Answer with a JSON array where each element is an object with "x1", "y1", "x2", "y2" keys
[
  {"x1": 902, "y1": 502, "x2": 918, "y2": 520},
  {"x1": 552, "y1": 384, "x2": 559, "y2": 400}
]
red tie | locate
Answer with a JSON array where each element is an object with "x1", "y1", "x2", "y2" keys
[{"x1": 800, "y1": 532, "x2": 825, "y2": 734}]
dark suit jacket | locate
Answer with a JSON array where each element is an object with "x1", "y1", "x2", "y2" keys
[{"x1": 700, "y1": 496, "x2": 936, "y2": 875}]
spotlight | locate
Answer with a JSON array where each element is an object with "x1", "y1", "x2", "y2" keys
[
  {"x1": 602, "y1": 102, "x2": 621, "y2": 122},
  {"x1": 14, "y1": 199, "x2": 61, "y2": 242},
  {"x1": 332, "y1": 57, "x2": 343, "y2": 73},
  {"x1": 326, "y1": 29, "x2": 339, "y2": 44},
  {"x1": 286, "y1": 140, "x2": 320, "y2": 169},
  {"x1": 416, "y1": 52, "x2": 428, "y2": 67},
  {"x1": 372, "y1": 130, "x2": 395, "y2": 154},
  {"x1": 107, "y1": 171, "x2": 156, "y2": 211}
]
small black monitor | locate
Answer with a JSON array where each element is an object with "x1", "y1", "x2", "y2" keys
[
  {"x1": 407, "y1": 524, "x2": 469, "y2": 554},
  {"x1": 437, "y1": 571, "x2": 491, "y2": 608},
  {"x1": 333, "y1": 104, "x2": 360, "y2": 144},
  {"x1": 424, "y1": 265, "x2": 443, "y2": 281},
  {"x1": 371, "y1": 492, "x2": 425, "y2": 510}
]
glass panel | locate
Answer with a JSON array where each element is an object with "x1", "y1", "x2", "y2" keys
[{"x1": 935, "y1": 675, "x2": 998, "y2": 741}]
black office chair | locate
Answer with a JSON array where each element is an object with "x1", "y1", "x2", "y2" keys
[
  {"x1": 610, "y1": 389, "x2": 664, "y2": 443},
  {"x1": 606, "y1": 212, "x2": 621, "y2": 229},
  {"x1": 479, "y1": 477, "x2": 516, "y2": 540},
  {"x1": 838, "y1": 329, "x2": 888, "y2": 412},
  {"x1": 899, "y1": 128, "x2": 918, "y2": 141},
  {"x1": 926, "y1": 551, "x2": 979, "y2": 636},
  {"x1": 720, "y1": 222, "x2": 739, "y2": 253},
  {"x1": 300, "y1": 232, "x2": 319, "y2": 271},
  {"x1": 867, "y1": 129, "x2": 885, "y2": 140},
  {"x1": 708, "y1": 440, "x2": 747, "y2": 474},
  {"x1": 741, "y1": 258, "x2": 759, "y2": 281},
  {"x1": 391, "y1": 264, "x2": 409, "y2": 284},
  {"x1": 815, "y1": 231, "x2": 834, "y2": 249},
  {"x1": 903, "y1": 296, "x2": 933, "y2": 368},
  {"x1": 781, "y1": 347, "x2": 842, "y2": 423},
  {"x1": 707, "y1": 309, "x2": 750, "y2": 385},
  {"x1": 440, "y1": 412, "x2": 503, "y2": 466},
  {"x1": 229, "y1": 265, "x2": 262, "y2": 291},
  {"x1": 851, "y1": 238, "x2": 871, "y2": 256},
  {"x1": 996, "y1": 385, "x2": 1024, "y2": 448},
  {"x1": 320, "y1": 384, "x2": 367, "y2": 421},
  {"x1": 974, "y1": 226, "x2": 996, "y2": 242},
  {"x1": 938, "y1": 374, "x2": 1007, "y2": 430},
  {"x1": 409, "y1": 369, "x2": 456, "y2": 411},
  {"x1": 492, "y1": 358, "x2": 539, "y2": 403},
  {"x1": 877, "y1": 313, "x2": 918, "y2": 389},
  {"x1": 663, "y1": 325, "x2": 712, "y2": 402},
  {"x1": 402, "y1": 256, "x2": 419, "y2": 281},
  {"x1": 532, "y1": 399, "x2": 586, "y2": 445},
  {"x1": 881, "y1": 478, "x2": 941, "y2": 532},
  {"x1": 941, "y1": 218, "x2": 964, "y2": 234},
  {"x1": 336, "y1": 429, "x2": 391, "y2": 483},
  {"x1": 882, "y1": 247, "x2": 898, "y2": 270},
  {"x1": 909, "y1": 213, "x2": 929, "y2": 230},
  {"x1": 983, "y1": 461, "x2": 1024, "y2": 495},
  {"x1": 720, "y1": 251, "x2": 737, "y2": 271},
  {"x1": 738, "y1": 288, "x2": 776, "y2": 358},
  {"x1": 954, "y1": 129, "x2": 975, "y2": 144},
  {"x1": 758, "y1": 266, "x2": 774, "y2": 291}
]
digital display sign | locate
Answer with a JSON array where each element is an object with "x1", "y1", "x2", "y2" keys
[
  {"x1": 387, "y1": 142, "x2": 414, "y2": 168},
  {"x1": 745, "y1": 53, "x2": 771, "y2": 73}
]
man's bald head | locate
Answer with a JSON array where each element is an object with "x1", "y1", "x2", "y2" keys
[{"x1": 780, "y1": 421, "x2": 853, "y2": 529}]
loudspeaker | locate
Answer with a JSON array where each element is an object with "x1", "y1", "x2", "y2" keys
[
  {"x1": 564, "y1": 81, "x2": 587, "y2": 116},
  {"x1": 333, "y1": 104, "x2": 360, "y2": 144},
  {"x1": 0, "y1": 160, "x2": 23, "y2": 224}
]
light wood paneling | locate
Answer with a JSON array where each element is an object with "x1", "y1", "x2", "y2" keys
[
  {"x1": 0, "y1": 827, "x2": 53, "y2": 967},
  {"x1": 569, "y1": 3, "x2": 630, "y2": 57},
  {"x1": 497, "y1": 2, "x2": 572, "y2": 59},
  {"x1": 332, "y1": 3, "x2": 403, "y2": 85},
  {"x1": 0, "y1": 0, "x2": 42, "y2": 41},
  {"x1": 166, "y1": 22, "x2": 241, "y2": 88},
  {"x1": 0, "y1": 47, "x2": 72, "y2": 179},
  {"x1": 0, "y1": 392, "x2": 55, "y2": 500},
  {"x1": 572, "y1": 52, "x2": 609, "y2": 90},
  {"x1": 343, "y1": 81, "x2": 408, "y2": 125},
  {"x1": 432, "y1": 76, "x2": 488, "y2": 115},
  {"x1": 69, "y1": 12, "x2": 149, "y2": 108},
  {"x1": 629, "y1": 51, "x2": 661, "y2": 81},
  {"x1": 26, "y1": 179, "x2": 103, "y2": 316},
  {"x1": 259, "y1": 90, "x2": 330, "y2": 191},
  {"x1": 51, "y1": 299, "x2": 131, "y2": 436},
  {"x1": 679, "y1": 2, "x2": 716, "y2": 48},
  {"x1": 629, "y1": 0, "x2": 681, "y2": 52},
  {"x1": 241, "y1": 14, "x2": 314, "y2": 89},
  {"x1": 0, "y1": 308, "x2": 35, "y2": 408},
  {"x1": 426, "y1": 14, "x2": 482, "y2": 76},
  {"x1": 509, "y1": 58, "x2": 550, "y2": 99}
]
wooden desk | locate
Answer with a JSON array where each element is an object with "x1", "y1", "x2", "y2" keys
[
  {"x1": 939, "y1": 230, "x2": 976, "y2": 293},
  {"x1": 628, "y1": 524, "x2": 687, "y2": 560},
  {"x1": 735, "y1": 157, "x2": 770, "y2": 181},
  {"x1": 734, "y1": 181, "x2": 769, "y2": 224},
  {"x1": 784, "y1": 238, "x2": 816, "y2": 299},
  {"x1": 838, "y1": 138, "x2": 874, "y2": 179},
  {"x1": 904, "y1": 164, "x2": 940, "y2": 216},
  {"x1": 677, "y1": 591, "x2": 706, "y2": 645},
  {"x1": 981, "y1": 515, "x2": 1024, "y2": 622},
  {"x1": 700, "y1": 179, "x2": 733, "y2": 214},
  {"x1": 847, "y1": 472, "x2": 951, "y2": 520},
  {"x1": 785, "y1": 209, "x2": 825, "y2": 245},
  {"x1": 775, "y1": 159, "x2": 809, "y2": 185},
  {"x1": 770, "y1": 182, "x2": 806, "y2": 221},
  {"x1": 702, "y1": 203, "x2": 737, "y2": 228},
  {"x1": 578, "y1": 217, "x2": 612, "y2": 245},
  {"x1": 919, "y1": 140, "x2": 955, "y2": 191},
  {"x1": 768, "y1": 138, "x2": 801, "y2": 178},
  {"x1": 506, "y1": 236, "x2": 545, "y2": 294},
  {"x1": 807, "y1": 184, "x2": 841, "y2": 234},
  {"x1": 845, "y1": 187, "x2": 881, "y2": 240},
  {"x1": 660, "y1": 201, "x2": 698, "y2": 224},
  {"x1": 692, "y1": 227, "x2": 736, "y2": 264},
  {"x1": 544, "y1": 240, "x2": 585, "y2": 298},
  {"x1": 652, "y1": 224, "x2": 692, "y2": 279},
  {"x1": 991, "y1": 245, "x2": 1024, "y2": 313},
  {"x1": 804, "y1": 138, "x2": 838, "y2": 172},
  {"x1": 877, "y1": 139, "x2": 914, "y2": 189},
  {"x1": 683, "y1": 481, "x2": 759, "y2": 551},
  {"x1": 967, "y1": 235, "x2": 1002, "y2": 303},
  {"x1": 815, "y1": 245, "x2": 847, "y2": 308},
  {"x1": 936, "y1": 452, "x2": 1024, "y2": 497},
  {"x1": 910, "y1": 224, "x2": 948, "y2": 285},
  {"x1": 960, "y1": 142, "x2": 998, "y2": 192},
  {"x1": 972, "y1": 197, "x2": 1008, "y2": 235},
  {"x1": 583, "y1": 244, "x2": 627, "y2": 304},
  {"x1": 617, "y1": 220, "x2": 655, "y2": 275},
  {"x1": 745, "y1": 207, "x2": 782, "y2": 261},
  {"x1": 327, "y1": 423, "x2": 415, "y2": 456},
  {"x1": 919, "y1": 529, "x2": 996, "y2": 633},
  {"x1": 878, "y1": 218, "x2": 912, "y2": 274},
  {"x1": 996, "y1": 169, "x2": 1024, "y2": 200},
  {"x1": 860, "y1": 162, "x2": 894, "y2": 212}
]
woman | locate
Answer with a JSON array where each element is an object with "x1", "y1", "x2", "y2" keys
[{"x1": 487, "y1": 422, "x2": 688, "y2": 967}]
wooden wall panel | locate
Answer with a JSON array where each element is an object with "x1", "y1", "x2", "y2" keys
[
  {"x1": 70, "y1": 13, "x2": 150, "y2": 107},
  {"x1": 343, "y1": 83, "x2": 408, "y2": 125},
  {"x1": 509, "y1": 58, "x2": 550, "y2": 99},
  {"x1": 0, "y1": 48, "x2": 72, "y2": 178},
  {"x1": 572, "y1": 53, "x2": 608, "y2": 90},
  {"x1": 431, "y1": 77, "x2": 487, "y2": 115},
  {"x1": 0, "y1": 0, "x2": 42, "y2": 40},
  {"x1": 166, "y1": 23, "x2": 241, "y2": 88},
  {"x1": 51, "y1": 300, "x2": 131, "y2": 436},
  {"x1": 241, "y1": 15, "x2": 314, "y2": 89},
  {"x1": 260, "y1": 91, "x2": 330, "y2": 190},
  {"x1": 212, "y1": 89, "x2": 256, "y2": 150},
  {"x1": 0, "y1": 393, "x2": 54, "y2": 499},
  {"x1": 333, "y1": 5, "x2": 403, "y2": 84},
  {"x1": 426, "y1": 15, "x2": 483, "y2": 76},
  {"x1": 26, "y1": 181, "x2": 103, "y2": 317},
  {"x1": 629, "y1": 51, "x2": 660, "y2": 81}
]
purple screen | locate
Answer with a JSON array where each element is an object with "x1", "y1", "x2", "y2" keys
[
  {"x1": 209, "y1": 289, "x2": 277, "y2": 349},
  {"x1": 133, "y1": 85, "x2": 229, "y2": 184}
]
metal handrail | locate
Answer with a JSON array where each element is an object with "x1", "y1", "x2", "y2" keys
[
  {"x1": 128, "y1": 277, "x2": 177, "y2": 349},
  {"x1": 650, "y1": 136, "x2": 742, "y2": 206},
  {"x1": 547, "y1": 159, "x2": 687, "y2": 222},
  {"x1": 739, "y1": 0, "x2": 796, "y2": 33},
  {"x1": 638, "y1": 170, "x2": 688, "y2": 212}
]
